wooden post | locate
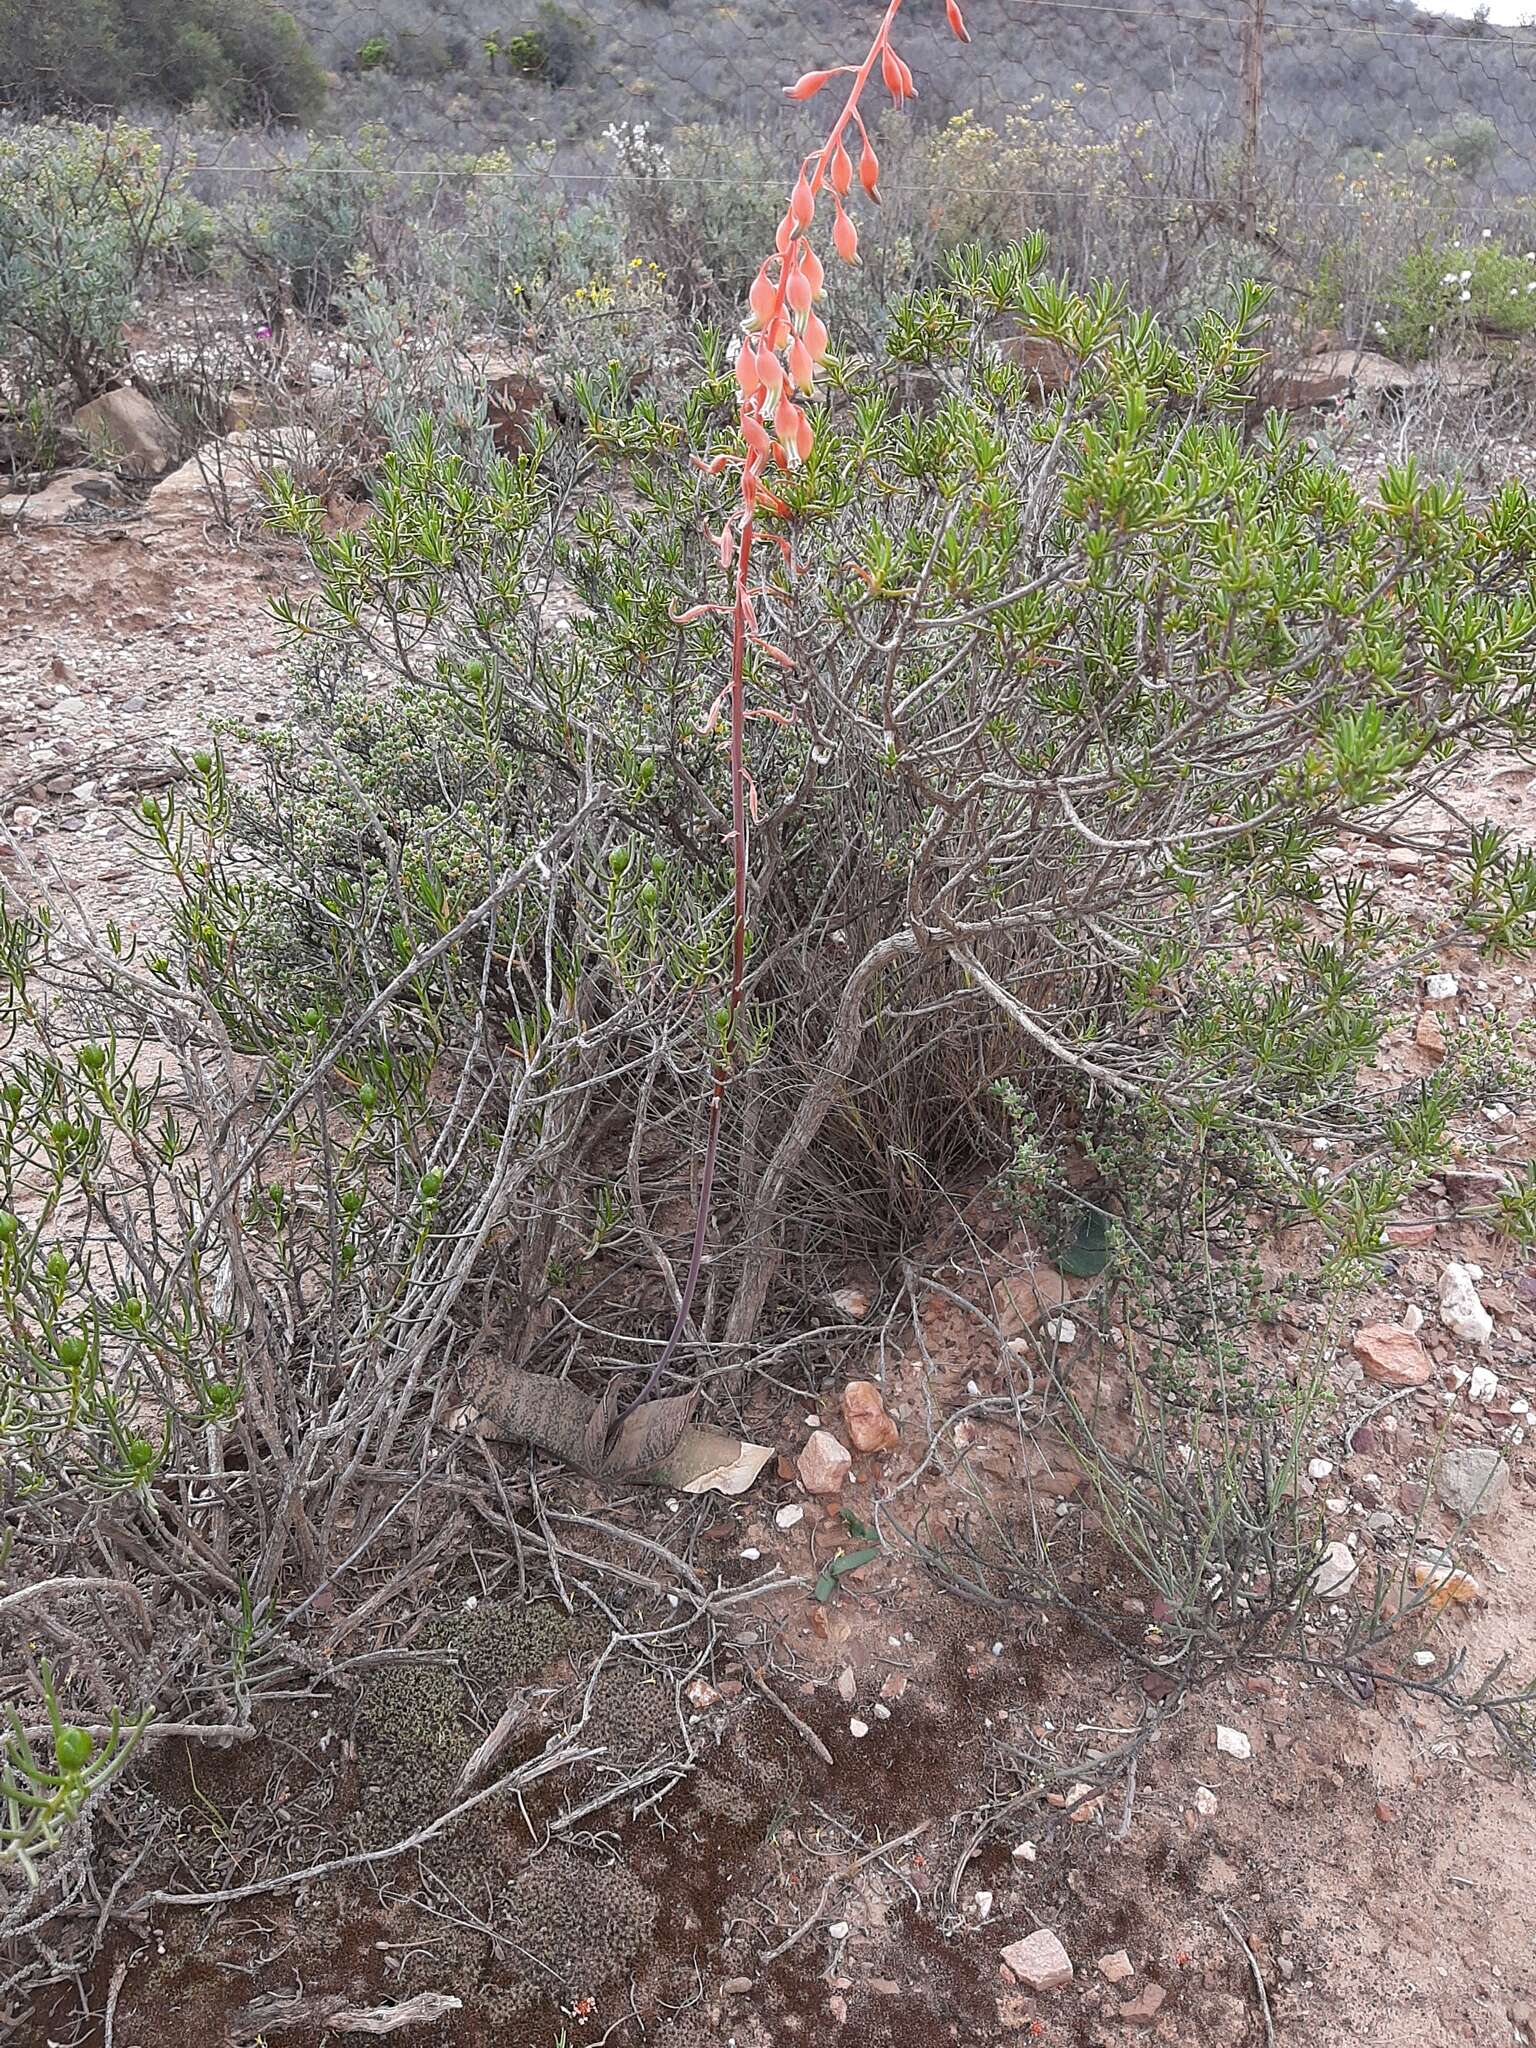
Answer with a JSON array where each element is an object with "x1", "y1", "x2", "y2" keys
[{"x1": 1238, "y1": 0, "x2": 1266, "y2": 240}]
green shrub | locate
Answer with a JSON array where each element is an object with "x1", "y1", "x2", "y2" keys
[
  {"x1": 0, "y1": 0, "x2": 325, "y2": 121},
  {"x1": 1382, "y1": 234, "x2": 1536, "y2": 360},
  {"x1": 0, "y1": 122, "x2": 194, "y2": 407},
  {"x1": 6, "y1": 243, "x2": 1536, "y2": 1904},
  {"x1": 354, "y1": 33, "x2": 393, "y2": 72},
  {"x1": 246, "y1": 135, "x2": 382, "y2": 318}
]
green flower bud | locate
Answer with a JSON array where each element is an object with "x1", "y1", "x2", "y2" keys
[
  {"x1": 54, "y1": 1726, "x2": 94, "y2": 1773},
  {"x1": 140, "y1": 796, "x2": 161, "y2": 822},
  {"x1": 78, "y1": 1044, "x2": 107, "y2": 1073},
  {"x1": 464, "y1": 657, "x2": 487, "y2": 685},
  {"x1": 0, "y1": 1211, "x2": 17, "y2": 1242},
  {"x1": 193, "y1": 750, "x2": 214, "y2": 774},
  {"x1": 650, "y1": 853, "x2": 665, "y2": 877},
  {"x1": 301, "y1": 1006, "x2": 322, "y2": 1030},
  {"x1": 56, "y1": 1335, "x2": 88, "y2": 1369},
  {"x1": 46, "y1": 1249, "x2": 68, "y2": 1283},
  {"x1": 419, "y1": 1168, "x2": 444, "y2": 1198},
  {"x1": 358, "y1": 1082, "x2": 378, "y2": 1110},
  {"x1": 608, "y1": 845, "x2": 630, "y2": 876},
  {"x1": 340, "y1": 1188, "x2": 364, "y2": 1215},
  {"x1": 1, "y1": 1083, "x2": 20, "y2": 1109},
  {"x1": 640, "y1": 880, "x2": 658, "y2": 909}
]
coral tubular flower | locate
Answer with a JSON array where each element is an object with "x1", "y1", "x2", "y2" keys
[
  {"x1": 833, "y1": 200, "x2": 860, "y2": 264},
  {"x1": 946, "y1": 0, "x2": 971, "y2": 39}
]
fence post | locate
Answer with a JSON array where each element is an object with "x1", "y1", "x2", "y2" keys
[{"x1": 1238, "y1": 0, "x2": 1267, "y2": 239}]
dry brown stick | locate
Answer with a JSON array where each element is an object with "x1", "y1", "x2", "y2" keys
[
  {"x1": 748, "y1": 1669, "x2": 834, "y2": 1767},
  {"x1": 1217, "y1": 1903, "x2": 1277, "y2": 2048},
  {"x1": 758, "y1": 1820, "x2": 931, "y2": 1964}
]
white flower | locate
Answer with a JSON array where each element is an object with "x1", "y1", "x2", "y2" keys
[
  {"x1": 1373, "y1": 320, "x2": 1385, "y2": 335},
  {"x1": 1481, "y1": 227, "x2": 1492, "y2": 238},
  {"x1": 1459, "y1": 289, "x2": 1471, "y2": 301},
  {"x1": 1441, "y1": 272, "x2": 1458, "y2": 285},
  {"x1": 1459, "y1": 269, "x2": 1472, "y2": 282}
]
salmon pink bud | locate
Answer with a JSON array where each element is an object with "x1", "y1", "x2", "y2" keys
[
  {"x1": 776, "y1": 397, "x2": 804, "y2": 451},
  {"x1": 945, "y1": 0, "x2": 971, "y2": 38},
  {"x1": 787, "y1": 263, "x2": 814, "y2": 317},
  {"x1": 833, "y1": 199, "x2": 860, "y2": 265},
  {"x1": 748, "y1": 267, "x2": 775, "y2": 328},
  {"x1": 881, "y1": 44, "x2": 906, "y2": 104},
  {"x1": 801, "y1": 246, "x2": 826, "y2": 300},
  {"x1": 734, "y1": 337, "x2": 760, "y2": 397},
  {"x1": 784, "y1": 67, "x2": 837, "y2": 100},
  {"x1": 859, "y1": 139, "x2": 881, "y2": 201},
  {"x1": 757, "y1": 345, "x2": 784, "y2": 394},
  {"x1": 787, "y1": 334, "x2": 816, "y2": 391},
  {"x1": 829, "y1": 138, "x2": 853, "y2": 196},
  {"x1": 790, "y1": 168, "x2": 814, "y2": 230},
  {"x1": 794, "y1": 408, "x2": 815, "y2": 462},
  {"x1": 742, "y1": 416, "x2": 770, "y2": 459},
  {"x1": 804, "y1": 309, "x2": 830, "y2": 360}
]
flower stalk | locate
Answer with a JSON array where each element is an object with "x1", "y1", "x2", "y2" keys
[{"x1": 631, "y1": 0, "x2": 969, "y2": 1410}]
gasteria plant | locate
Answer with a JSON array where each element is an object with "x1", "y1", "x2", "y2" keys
[{"x1": 633, "y1": 0, "x2": 973, "y2": 1410}]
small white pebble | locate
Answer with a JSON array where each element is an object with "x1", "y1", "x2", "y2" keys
[
  {"x1": 1307, "y1": 1458, "x2": 1333, "y2": 1482},
  {"x1": 991, "y1": 1641, "x2": 1004, "y2": 1656},
  {"x1": 1469, "y1": 1366, "x2": 1498, "y2": 1404},
  {"x1": 829, "y1": 1921, "x2": 850, "y2": 1940},
  {"x1": 1215, "y1": 1726, "x2": 1252, "y2": 1760},
  {"x1": 1012, "y1": 1839, "x2": 1037, "y2": 1862},
  {"x1": 1413, "y1": 1649, "x2": 1436, "y2": 1667},
  {"x1": 849, "y1": 1718, "x2": 870, "y2": 1739},
  {"x1": 740, "y1": 1547, "x2": 761, "y2": 1561},
  {"x1": 775, "y1": 1504, "x2": 805, "y2": 1530},
  {"x1": 973, "y1": 1890, "x2": 994, "y2": 1921},
  {"x1": 1403, "y1": 1305, "x2": 1424, "y2": 1334}
]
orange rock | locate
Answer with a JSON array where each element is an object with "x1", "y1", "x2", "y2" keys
[
  {"x1": 1351, "y1": 1323, "x2": 1433, "y2": 1388},
  {"x1": 841, "y1": 1379, "x2": 899, "y2": 1454},
  {"x1": 1414, "y1": 1011, "x2": 1446, "y2": 1060}
]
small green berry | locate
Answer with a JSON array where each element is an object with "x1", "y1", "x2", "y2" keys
[
  {"x1": 125, "y1": 1436, "x2": 156, "y2": 1469},
  {"x1": 54, "y1": 1727, "x2": 94, "y2": 1773},
  {"x1": 56, "y1": 1335, "x2": 88, "y2": 1369},
  {"x1": 78, "y1": 1043, "x2": 107, "y2": 1073},
  {"x1": 419, "y1": 1168, "x2": 444, "y2": 1198},
  {"x1": 358, "y1": 1082, "x2": 378, "y2": 1110}
]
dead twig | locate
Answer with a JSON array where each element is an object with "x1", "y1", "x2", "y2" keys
[{"x1": 1216, "y1": 1903, "x2": 1277, "y2": 2048}]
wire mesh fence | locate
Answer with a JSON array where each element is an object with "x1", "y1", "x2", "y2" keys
[{"x1": 6, "y1": 0, "x2": 1536, "y2": 387}]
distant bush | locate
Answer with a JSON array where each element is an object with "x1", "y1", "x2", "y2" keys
[
  {"x1": 0, "y1": 122, "x2": 198, "y2": 408},
  {"x1": 1382, "y1": 234, "x2": 1536, "y2": 360},
  {"x1": 240, "y1": 135, "x2": 383, "y2": 318},
  {"x1": 0, "y1": 0, "x2": 326, "y2": 122}
]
